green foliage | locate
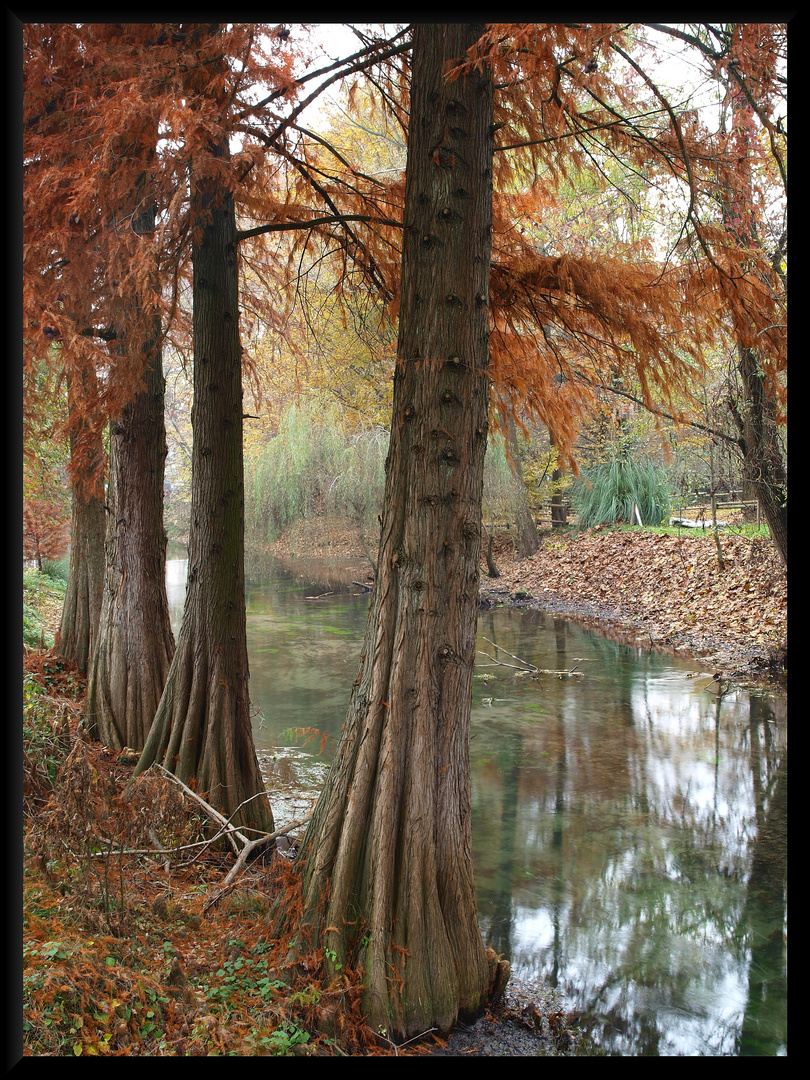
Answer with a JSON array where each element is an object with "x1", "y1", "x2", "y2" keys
[
  {"x1": 204, "y1": 952, "x2": 287, "y2": 1005},
  {"x1": 482, "y1": 432, "x2": 525, "y2": 521},
  {"x1": 23, "y1": 566, "x2": 66, "y2": 649},
  {"x1": 571, "y1": 454, "x2": 672, "y2": 527},
  {"x1": 249, "y1": 399, "x2": 388, "y2": 544},
  {"x1": 250, "y1": 401, "x2": 347, "y2": 542},
  {"x1": 23, "y1": 675, "x2": 64, "y2": 785},
  {"x1": 41, "y1": 556, "x2": 70, "y2": 582},
  {"x1": 325, "y1": 424, "x2": 388, "y2": 537},
  {"x1": 251, "y1": 406, "x2": 557, "y2": 542}
]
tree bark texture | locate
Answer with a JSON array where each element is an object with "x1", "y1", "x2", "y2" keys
[
  {"x1": 292, "y1": 24, "x2": 494, "y2": 1041},
  {"x1": 84, "y1": 337, "x2": 175, "y2": 749},
  {"x1": 134, "y1": 139, "x2": 274, "y2": 838},
  {"x1": 721, "y1": 70, "x2": 787, "y2": 568},
  {"x1": 504, "y1": 413, "x2": 539, "y2": 557},
  {"x1": 735, "y1": 346, "x2": 787, "y2": 568},
  {"x1": 56, "y1": 377, "x2": 106, "y2": 675}
]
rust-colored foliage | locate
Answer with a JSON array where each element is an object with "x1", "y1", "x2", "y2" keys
[
  {"x1": 23, "y1": 22, "x2": 305, "y2": 482},
  {"x1": 261, "y1": 21, "x2": 785, "y2": 472},
  {"x1": 23, "y1": 498, "x2": 69, "y2": 569},
  {"x1": 23, "y1": 719, "x2": 413, "y2": 1055},
  {"x1": 24, "y1": 22, "x2": 785, "y2": 476},
  {"x1": 22, "y1": 20, "x2": 787, "y2": 1051}
]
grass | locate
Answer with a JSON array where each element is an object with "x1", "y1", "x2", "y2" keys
[
  {"x1": 23, "y1": 566, "x2": 67, "y2": 650},
  {"x1": 608, "y1": 521, "x2": 770, "y2": 539},
  {"x1": 535, "y1": 520, "x2": 770, "y2": 542}
]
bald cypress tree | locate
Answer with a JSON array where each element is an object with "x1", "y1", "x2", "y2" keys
[{"x1": 284, "y1": 23, "x2": 496, "y2": 1040}]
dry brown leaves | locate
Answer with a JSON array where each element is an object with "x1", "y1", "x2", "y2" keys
[{"x1": 486, "y1": 528, "x2": 786, "y2": 675}]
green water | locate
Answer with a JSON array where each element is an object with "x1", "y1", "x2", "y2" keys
[{"x1": 166, "y1": 554, "x2": 787, "y2": 1056}]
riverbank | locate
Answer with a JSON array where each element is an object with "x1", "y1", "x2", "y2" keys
[
  {"x1": 22, "y1": 654, "x2": 578, "y2": 1058},
  {"x1": 480, "y1": 526, "x2": 787, "y2": 685},
  {"x1": 270, "y1": 516, "x2": 787, "y2": 685},
  {"x1": 21, "y1": 525, "x2": 786, "y2": 1057}
]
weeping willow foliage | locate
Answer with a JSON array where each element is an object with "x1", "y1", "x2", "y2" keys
[
  {"x1": 571, "y1": 455, "x2": 672, "y2": 527},
  {"x1": 250, "y1": 401, "x2": 346, "y2": 542},
  {"x1": 249, "y1": 402, "x2": 538, "y2": 544},
  {"x1": 249, "y1": 401, "x2": 389, "y2": 545},
  {"x1": 326, "y1": 425, "x2": 389, "y2": 539},
  {"x1": 482, "y1": 431, "x2": 528, "y2": 522}
]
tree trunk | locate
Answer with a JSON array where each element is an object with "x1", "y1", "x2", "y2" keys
[
  {"x1": 55, "y1": 376, "x2": 106, "y2": 675},
  {"x1": 84, "y1": 338, "x2": 175, "y2": 749},
  {"x1": 735, "y1": 346, "x2": 787, "y2": 567},
  {"x1": 84, "y1": 158, "x2": 175, "y2": 750},
  {"x1": 133, "y1": 136, "x2": 274, "y2": 838},
  {"x1": 720, "y1": 65, "x2": 787, "y2": 568},
  {"x1": 504, "y1": 413, "x2": 539, "y2": 557},
  {"x1": 548, "y1": 430, "x2": 567, "y2": 528},
  {"x1": 289, "y1": 24, "x2": 495, "y2": 1041}
]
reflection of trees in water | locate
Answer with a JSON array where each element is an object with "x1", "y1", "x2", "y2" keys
[
  {"x1": 470, "y1": 608, "x2": 786, "y2": 1055},
  {"x1": 237, "y1": 583, "x2": 787, "y2": 1055},
  {"x1": 737, "y1": 693, "x2": 787, "y2": 1056},
  {"x1": 483, "y1": 730, "x2": 520, "y2": 958},
  {"x1": 557, "y1": 690, "x2": 785, "y2": 1055}
]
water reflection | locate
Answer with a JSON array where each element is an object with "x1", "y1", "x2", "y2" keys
[
  {"x1": 471, "y1": 609, "x2": 787, "y2": 1057},
  {"x1": 165, "y1": 557, "x2": 787, "y2": 1056}
]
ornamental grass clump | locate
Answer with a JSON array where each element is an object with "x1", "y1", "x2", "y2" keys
[{"x1": 571, "y1": 456, "x2": 672, "y2": 528}]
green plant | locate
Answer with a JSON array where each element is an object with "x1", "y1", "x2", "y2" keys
[
  {"x1": 23, "y1": 674, "x2": 64, "y2": 785},
  {"x1": 323, "y1": 946, "x2": 342, "y2": 970},
  {"x1": 201, "y1": 945, "x2": 288, "y2": 1007},
  {"x1": 41, "y1": 555, "x2": 70, "y2": 582},
  {"x1": 250, "y1": 400, "x2": 347, "y2": 542},
  {"x1": 325, "y1": 424, "x2": 388, "y2": 543},
  {"x1": 571, "y1": 455, "x2": 672, "y2": 527},
  {"x1": 23, "y1": 566, "x2": 67, "y2": 649},
  {"x1": 482, "y1": 431, "x2": 527, "y2": 522},
  {"x1": 288, "y1": 983, "x2": 321, "y2": 1008},
  {"x1": 243, "y1": 1021, "x2": 310, "y2": 1056}
]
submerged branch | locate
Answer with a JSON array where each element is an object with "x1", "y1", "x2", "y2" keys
[{"x1": 477, "y1": 638, "x2": 590, "y2": 677}]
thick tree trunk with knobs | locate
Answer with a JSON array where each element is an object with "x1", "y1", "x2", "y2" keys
[{"x1": 287, "y1": 23, "x2": 498, "y2": 1041}]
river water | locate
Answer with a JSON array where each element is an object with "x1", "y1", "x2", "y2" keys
[{"x1": 165, "y1": 553, "x2": 787, "y2": 1056}]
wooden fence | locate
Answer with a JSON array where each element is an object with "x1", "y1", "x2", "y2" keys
[{"x1": 484, "y1": 496, "x2": 762, "y2": 534}]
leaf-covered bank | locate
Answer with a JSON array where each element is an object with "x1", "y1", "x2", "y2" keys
[
  {"x1": 481, "y1": 527, "x2": 786, "y2": 683},
  {"x1": 267, "y1": 517, "x2": 787, "y2": 683}
]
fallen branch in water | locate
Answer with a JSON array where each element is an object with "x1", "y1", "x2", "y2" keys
[
  {"x1": 478, "y1": 637, "x2": 537, "y2": 673},
  {"x1": 477, "y1": 638, "x2": 591, "y2": 678}
]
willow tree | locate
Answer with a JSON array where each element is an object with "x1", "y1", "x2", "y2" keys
[{"x1": 283, "y1": 23, "x2": 496, "y2": 1041}]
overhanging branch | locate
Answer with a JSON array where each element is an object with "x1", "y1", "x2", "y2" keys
[{"x1": 236, "y1": 213, "x2": 402, "y2": 243}]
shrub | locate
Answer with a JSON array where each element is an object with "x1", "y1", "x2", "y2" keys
[{"x1": 571, "y1": 456, "x2": 672, "y2": 527}]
